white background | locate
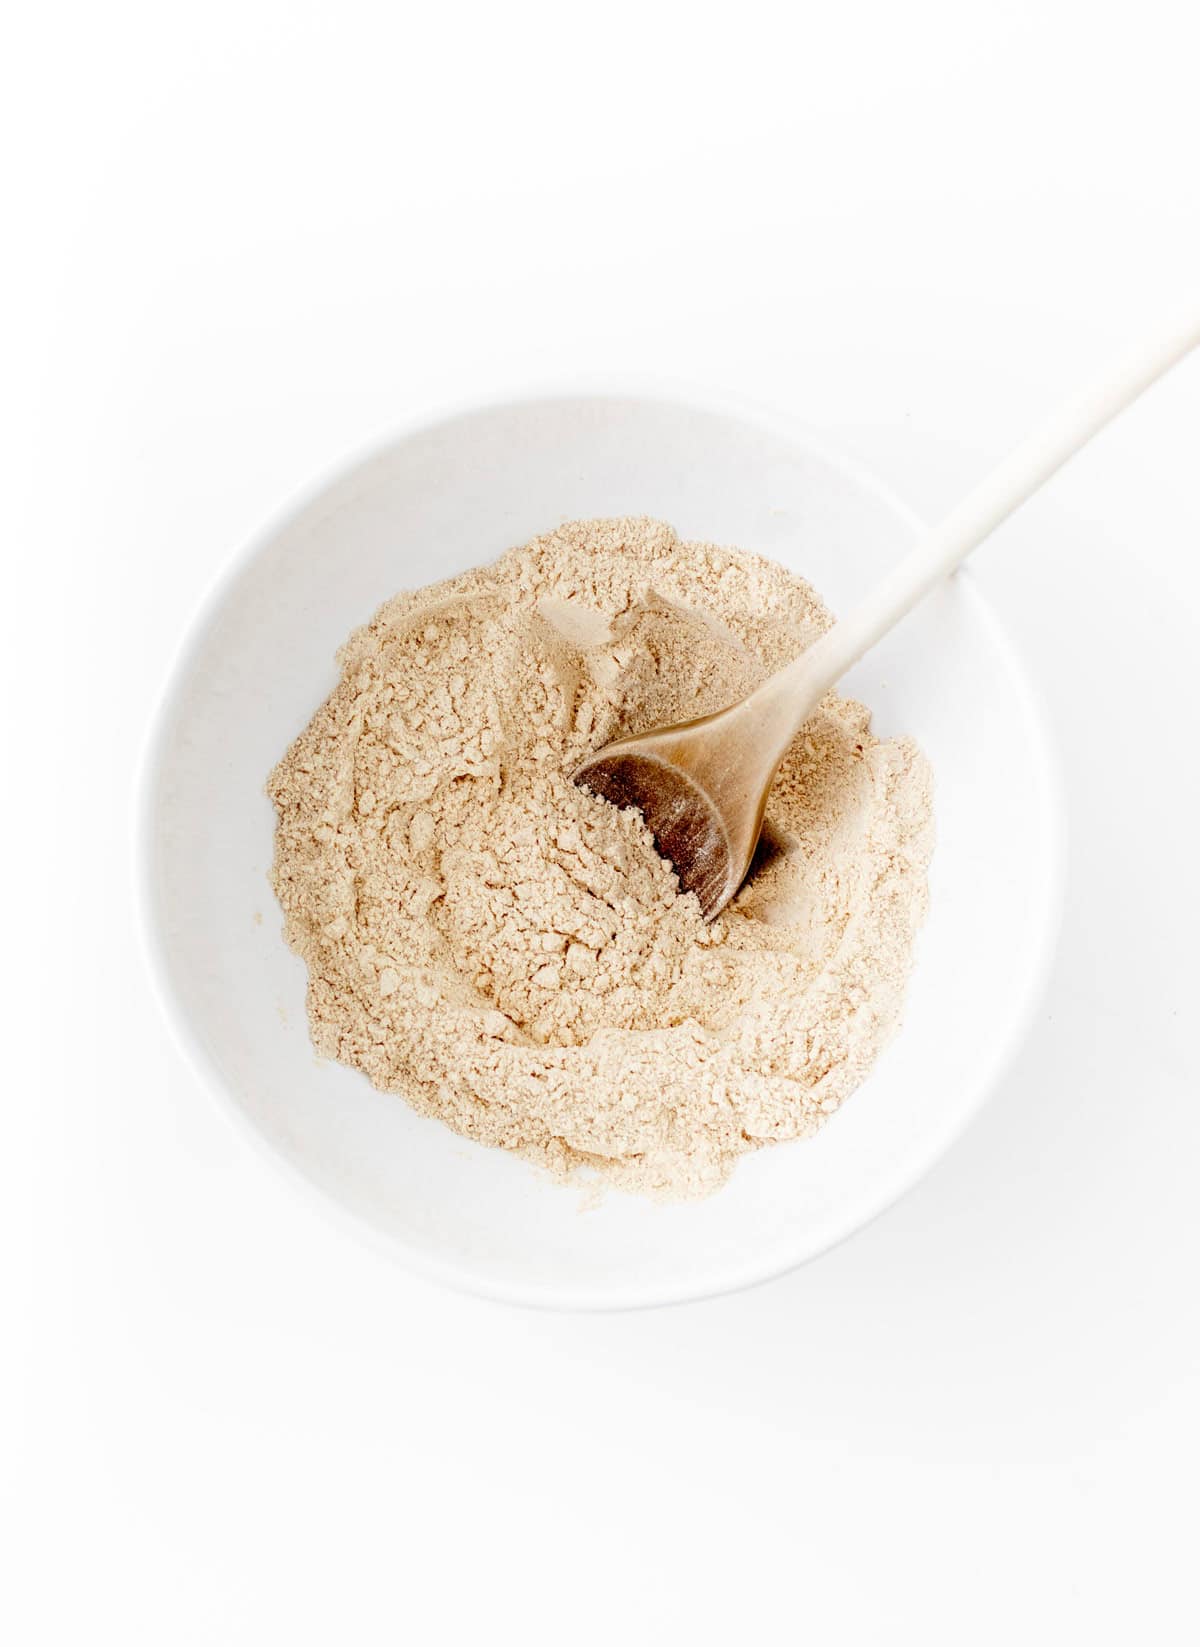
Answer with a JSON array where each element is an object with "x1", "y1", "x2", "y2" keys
[{"x1": 6, "y1": 3, "x2": 1200, "y2": 1642}]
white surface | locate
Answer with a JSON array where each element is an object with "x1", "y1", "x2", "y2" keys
[
  {"x1": 6, "y1": 1, "x2": 1200, "y2": 1641},
  {"x1": 143, "y1": 392, "x2": 1060, "y2": 1306}
]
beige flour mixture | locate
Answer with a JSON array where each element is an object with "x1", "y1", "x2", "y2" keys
[{"x1": 268, "y1": 517, "x2": 933, "y2": 1199}]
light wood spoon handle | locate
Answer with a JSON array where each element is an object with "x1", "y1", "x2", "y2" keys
[{"x1": 747, "y1": 307, "x2": 1200, "y2": 758}]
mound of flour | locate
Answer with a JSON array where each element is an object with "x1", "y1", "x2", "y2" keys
[{"x1": 268, "y1": 517, "x2": 933, "y2": 1199}]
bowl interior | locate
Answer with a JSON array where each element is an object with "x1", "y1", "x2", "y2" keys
[{"x1": 143, "y1": 394, "x2": 1060, "y2": 1307}]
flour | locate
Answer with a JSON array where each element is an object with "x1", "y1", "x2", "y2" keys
[{"x1": 268, "y1": 517, "x2": 934, "y2": 1200}]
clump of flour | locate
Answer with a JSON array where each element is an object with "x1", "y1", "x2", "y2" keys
[{"x1": 268, "y1": 517, "x2": 933, "y2": 1199}]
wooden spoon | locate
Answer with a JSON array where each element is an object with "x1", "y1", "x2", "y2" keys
[{"x1": 575, "y1": 313, "x2": 1200, "y2": 918}]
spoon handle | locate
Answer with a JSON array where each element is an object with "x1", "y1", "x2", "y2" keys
[{"x1": 774, "y1": 307, "x2": 1200, "y2": 713}]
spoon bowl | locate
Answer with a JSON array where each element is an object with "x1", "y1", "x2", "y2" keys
[{"x1": 574, "y1": 706, "x2": 771, "y2": 918}]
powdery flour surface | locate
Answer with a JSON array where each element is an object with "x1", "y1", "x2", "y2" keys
[{"x1": 268, "y1": 518, "x2": 934, "y2": 1199}]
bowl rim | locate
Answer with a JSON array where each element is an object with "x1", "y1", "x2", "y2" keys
[{"x1": 135, "y1": 378, "x2": 1067, "y2": 1312}]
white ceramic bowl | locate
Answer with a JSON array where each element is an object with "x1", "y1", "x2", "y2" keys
[{"x1": 140, "y1": 391, "x2": 1063, "y2": 1309}]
